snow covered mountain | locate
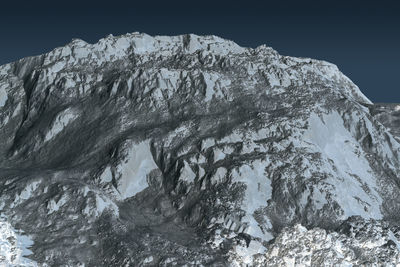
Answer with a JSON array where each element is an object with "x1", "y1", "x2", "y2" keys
[{"x1": 0, "y1": 32, "x2": 400, "y2": 266}]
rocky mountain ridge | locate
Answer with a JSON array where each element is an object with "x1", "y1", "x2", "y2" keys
[{"x1": 0, "y1": 32, "x2": 399, "y2": 266}]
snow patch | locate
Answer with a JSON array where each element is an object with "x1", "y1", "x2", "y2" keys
[
  {"x1": 116, "y1": 140, "x2": 159, "y2": 200},
  {"x1": 304, "y1": 111, "x2": 383, "y2": 219},
  {"x1": 45, "y1": 108, "x2": 77, "y2": 141},
  {"x1": 213, "y1": 148, "x2": 226, "y2": 162},
  {"x1": 179, "y1": 161, "x2": 196, "y2": 183},
  {"x1": 388, "y1": 230, "x2": 400, "y2": 250},
  {"x1": 0, "y1": 219, "x2": 37, "y2": 266},
  {"x1": 201, "y1": 138, "x2": 215, "y2": 151},
  {"x1": 230, "y1": 159, "x2": 273, "y2": 245},
  {"x1": 95, "y1": 195, "x2": 119, "y2": 216},
  {"x1": 20, "y1": 181, "x2": 40, "y2": 200},
  {"x1": 143, "y1": 256, "x2": 154, "y2": 264},
  {"x1": 99, "y1": 167, "x2": 113, "y2": 183},
  {"x1": 47, "y1": 194, "x2": 69, "y2": 214},
  {"x1": 211, "y1": 167, "x2": 227, "y2": 185},
  {"x1": 233, "y1": 239, "x2": 267, "y2": 265},
  {"x1": 203, "y1": 72, "x2": 220, "y2": 101},
  {"x1": 0, "y1": 84, "x2": 8, "y2": 108}
]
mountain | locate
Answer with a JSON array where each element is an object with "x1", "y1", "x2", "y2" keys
[{"x1": 0, "y1": 32, "x2": 400, "y2": 266}]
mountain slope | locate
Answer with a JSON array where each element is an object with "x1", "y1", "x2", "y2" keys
[{"x1": 0, "y1": 33, "x2": 399, "y2": 266}]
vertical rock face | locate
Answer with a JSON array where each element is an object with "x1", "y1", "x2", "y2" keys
[{"x1": 0, "y1": 32, "x2": 399, "y2": 265}]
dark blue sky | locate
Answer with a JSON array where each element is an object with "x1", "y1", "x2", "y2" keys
[{"x1": 1, "y1": 0, "x2": 399, "y2": 102}]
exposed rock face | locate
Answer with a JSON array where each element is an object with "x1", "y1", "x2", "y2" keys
[
  {"x1": 369, "y1": 103, "x2": 400, "y2": 140},
  {"x1": 254, "y1": 217, "x2": 400, "y2": 266},
  {"x1": 0, "y1": 32, "x2": 399, "y2": 266}
]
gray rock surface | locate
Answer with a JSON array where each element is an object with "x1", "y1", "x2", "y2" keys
[
  {"x1": 0, "y1": 32, "x2": 399, "y2": 266},
  {"x1": 369, "y1": 103, "x2": 400, "y2": 139}
]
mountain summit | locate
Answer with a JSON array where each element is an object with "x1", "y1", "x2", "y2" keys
[{"x1": 0, "y1": 33, "x2": 399, "y2": 266}]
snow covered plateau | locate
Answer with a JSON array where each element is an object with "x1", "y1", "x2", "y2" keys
[{"x1": 0, "y1": 32, "x2": 400, "y2": 266}]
